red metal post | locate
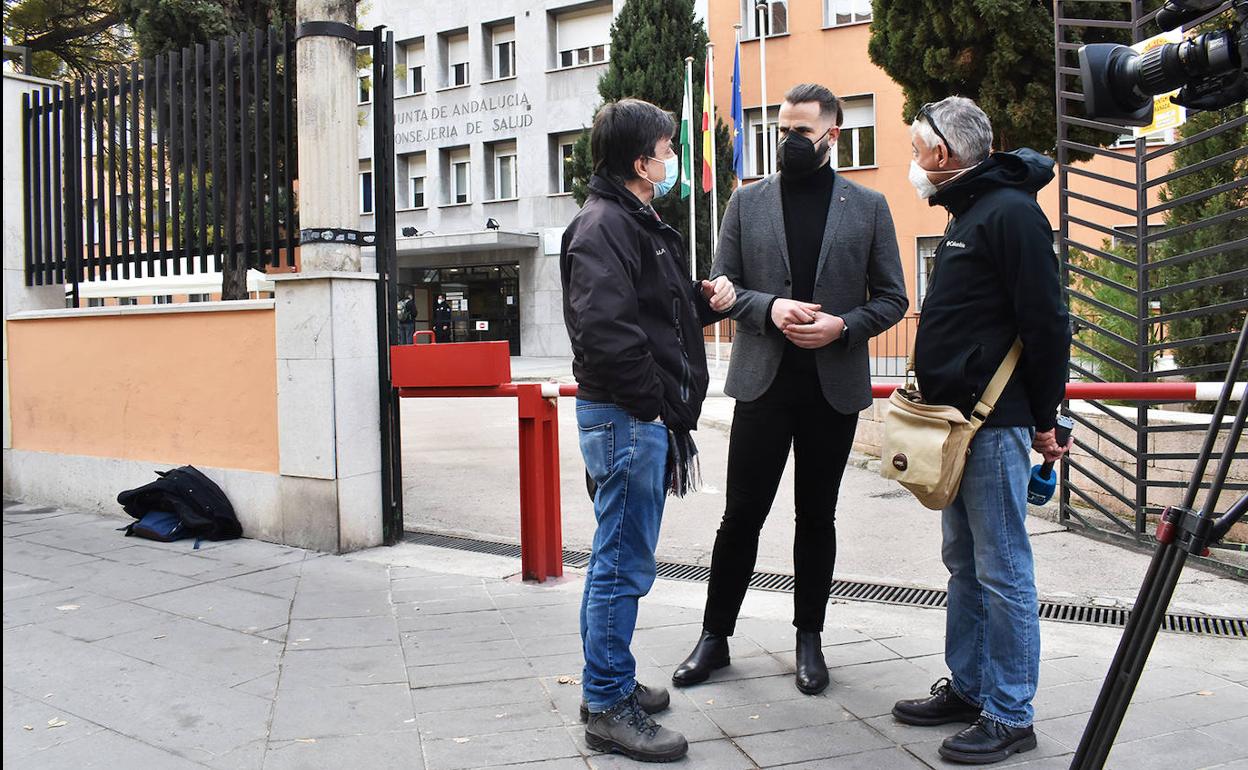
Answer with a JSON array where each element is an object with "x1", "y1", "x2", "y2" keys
[{"x1": 515, "y1": 383, "x2": 564, "y2": 582}]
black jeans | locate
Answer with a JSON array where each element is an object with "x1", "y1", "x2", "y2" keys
[{"x1": 703, "y1": 363, "x2": 858, "y2": 635}]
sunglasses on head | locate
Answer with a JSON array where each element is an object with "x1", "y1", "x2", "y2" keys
[{"x1": 915, "y1": 103, "x2": 951, "y2": 151}]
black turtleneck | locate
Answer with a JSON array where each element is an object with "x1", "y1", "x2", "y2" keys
[{"x1": 779, "y1": 162, "x2": 836, "y2": 371}]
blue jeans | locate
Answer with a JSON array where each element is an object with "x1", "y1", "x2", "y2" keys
[
  {"x1": 942, "y1": 426, "x2": 1040, "y2": 728},
  {"x1": 576, "y1": 400, "x2": 669, "y2": 712}
]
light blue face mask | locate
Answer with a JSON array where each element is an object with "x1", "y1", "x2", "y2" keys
[{"x1": 645, "y1": 154, "x2": 680, "y2": 198}]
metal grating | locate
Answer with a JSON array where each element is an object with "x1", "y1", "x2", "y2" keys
[{"x1": 404, "y1": 530, "x2": 1247, "y2": 639}]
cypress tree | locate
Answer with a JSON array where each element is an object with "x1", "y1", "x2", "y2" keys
[{"x1": 567, "y1": 0, "x2": 735, "y2": 277}]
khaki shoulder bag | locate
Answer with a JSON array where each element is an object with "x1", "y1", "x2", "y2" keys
[{"x1": 879, "y1": 339, "x2": 1022, "y2": 510}]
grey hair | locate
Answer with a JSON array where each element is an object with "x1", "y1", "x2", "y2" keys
[{"x1": 912, "y1": 96, "x2": 993, "y2": 164}]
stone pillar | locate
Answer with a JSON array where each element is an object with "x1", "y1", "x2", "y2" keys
[
  {"x1": 270, "y1": 0, "x2": 384, "y2": 552},
  {"x1": 3, "y1": 74, "x2": 66, "y2": 454}
]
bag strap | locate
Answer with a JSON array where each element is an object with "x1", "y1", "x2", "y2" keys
[{"x1": 969, "y1": 337, "x2": 1023, "y2": 428}]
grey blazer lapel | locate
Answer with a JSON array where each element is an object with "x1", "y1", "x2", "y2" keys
[
  {"x1": 814, "y1": 174, "x2": 852, "y2": 279},
  {"x1": 763, "y1": 176, "x2": 792, "y2": 277}
]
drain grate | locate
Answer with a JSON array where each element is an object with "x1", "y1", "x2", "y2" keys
[{"x1": 405, "y1": 530, "x2": 1248, "y2": 639}]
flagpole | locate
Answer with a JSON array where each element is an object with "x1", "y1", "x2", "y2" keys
[
  {"x1": 685, "y1": 55, "x2": 696, "y2": 283},
  {"x1": 756, "y1": 0, "x2": 771, "y2": 176},
  {"x1": 705, "y1": 41, "x2": 722, "y2": 371}
]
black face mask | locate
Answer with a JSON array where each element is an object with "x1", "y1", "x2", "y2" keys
[{"x1": 777, "y1": 128, "x2": 831, "y2": 179}]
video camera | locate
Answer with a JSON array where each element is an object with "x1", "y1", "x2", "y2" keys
[{"x1": 1079, "y1": 0, "x2": 1247, "y2": 125}]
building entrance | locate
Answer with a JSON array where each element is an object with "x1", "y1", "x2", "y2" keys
[{"x1": 409, "y1": 264, "x2": 520, "y2": 354}]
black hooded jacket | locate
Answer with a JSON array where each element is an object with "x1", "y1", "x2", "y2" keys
[
  {"x1": 913, "y1": 149, "x2": 1071, "y2": 431},
  {"x1": 560, "y1": 173, "x2": 720, "y2": 432}
]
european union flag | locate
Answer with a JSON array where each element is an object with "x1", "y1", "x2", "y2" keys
[{"x1": 730, "y1": 38, "x2": 745, "y2": 180}]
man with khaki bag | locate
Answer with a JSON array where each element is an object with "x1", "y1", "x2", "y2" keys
[{"x1": 887, "y1": 96, "x2": 1071, "y2": 765}]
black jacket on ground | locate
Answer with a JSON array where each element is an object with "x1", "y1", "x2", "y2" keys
[
  {"x1": 561, "y1": 173, "x2": 720, "y2": 432},
  {"x1": 914, "y1": 149, "x2": 1071, "y2": 431}
]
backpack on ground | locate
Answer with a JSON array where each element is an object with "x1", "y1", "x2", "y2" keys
[{"x1": 118, "y1": 465, "x2": 242, "y2": 544}]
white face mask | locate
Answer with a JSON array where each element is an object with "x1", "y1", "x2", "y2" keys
[{"x1": 908, "y1": 158, "x2": 982, "y2": 199}]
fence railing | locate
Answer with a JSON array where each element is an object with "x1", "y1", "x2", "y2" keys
[{"x1": 22, "y1": 26, "x2": 298, "y2": 299}]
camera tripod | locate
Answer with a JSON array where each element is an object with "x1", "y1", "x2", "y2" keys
[{"x1": 1070, "y1": 320, "x2": 1247, "y2": 769}]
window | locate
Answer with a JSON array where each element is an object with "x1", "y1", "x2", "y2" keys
[
  {"x1": 551, "y1": 132, "x2": 582, "y2": 194},
  {"x1": 153, "y1": 295, "x2": 173, "y2": 305},
  {"x1": 119, "y1": 296, "x2": 138, "y2": 306},
  {"x1": 404, "y1": 39, "x2": 426, "y2": 94},
  {"x1": 1110, "y1": 223, "x2": 1166, "y2": 248},
  {"x1": 360, "y1": 168, "x2": 374, "y2": 214},
  {"x1": 742, "y1": 0, "x2": 788, "y2": 38},
  {"x1": 358, "y1": 46, "x2": 372, "y2": 103},
  {"x1": 834, "y1": 94, "x2": 876, "y2": 170},
  {"x1": 487, "y1": 140, "x2": 518, "y2": 200},
  {"x1": 1111, "y1": 127, "x2": 1174, "y2": 148},
  {"x1": 399, "y1": 151, "x2": 427, "y2": 208},
  {"x1": 443, "y1": 147, "x2": 471, "y2": 205},
  {"x1": 916, "y1": 235, "x2": 942, "y2": 306},
  {"x1": 825, "y1": 0, "x2": 872, "y2": 27},
  {"x1": 744, "y1": 106, "x2": 779, "y2": 177},
  {"x1": 443, "y1": 31, "x2": 470, "y2": 87},
  {"x1": 490, "y1": 22, "x2": 516, "y2": 79},
  {"x1": 87, "y1": 297, "x2": 105, "y2": 308},
  {"x1": 553, "y1": 4, "x2": 611, "y2": 69},
  {"x1": 188, "y1": 293, "x2": 211, "y2": 302}
]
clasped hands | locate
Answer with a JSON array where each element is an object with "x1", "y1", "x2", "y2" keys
[
  {"x1": 772, "y1": 298, "x2": 844, "y2": 349},
  {"x1": 701, "y1": 276, "x2": 737, "y2": 312}
]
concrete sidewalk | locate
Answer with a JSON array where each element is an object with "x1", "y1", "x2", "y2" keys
[{"x1": 5, "y1": 499, "x2": 1248, "y2": 769}]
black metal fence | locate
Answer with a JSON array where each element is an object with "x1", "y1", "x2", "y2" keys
[
  {"x1": 1055, "y1": 1, "x2": 1247, "y2": 574},
  {"x1": 22, "y1": 26, "x2": 298, "y2": 300}
]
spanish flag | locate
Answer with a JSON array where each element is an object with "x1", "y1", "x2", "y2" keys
[{"x1": 701, "y1": 53, "x2": 714, "y2": 193}]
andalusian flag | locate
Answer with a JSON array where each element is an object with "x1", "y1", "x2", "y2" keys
[
  {"x1": 679, "y1": 65, "x2": 693, "y2": 200},
  {"x1": 701, "y1": 56, "x2": 714, "y2": 193}
]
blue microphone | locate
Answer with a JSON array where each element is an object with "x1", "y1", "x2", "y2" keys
[{"x1": 1027, "y1": 415, "x2": 1075, "y2": 506}]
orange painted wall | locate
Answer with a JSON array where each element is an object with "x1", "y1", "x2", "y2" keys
[
  {"x1": 708, "y1": 1, "x2": 1167, "y2": 309},
  {"x1": 7, "y1": 308, "x2": 278, "y2": 473}
]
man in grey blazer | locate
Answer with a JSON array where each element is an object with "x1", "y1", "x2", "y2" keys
[{"x1": 673, "y1": 83, "x2": 907, "y2": 695}]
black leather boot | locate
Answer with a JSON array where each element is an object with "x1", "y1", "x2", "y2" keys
[
  {"x1": 671, "y1": 629, "x2": 730, "y2": 686},
  {"x1": 580, "y1": 682, "x2": 669, "y2": 723},
  {"x1": 939, "y1": 717, "x2": 1037, "y2": 764},
  {"x1": 892, "y1": 677, "x2": 981, "y2": 726},
  {"x1": 794, "y1": 630, "x2": 829, "y2": 695},
  {"x1": 585, "y1": 690, "x2": 689, "y2": 763}
]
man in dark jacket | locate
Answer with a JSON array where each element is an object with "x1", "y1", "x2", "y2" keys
[
  {"x1": 890, "y1": 96, "x2": 1071, "y2": 765},
  {"x1": 433, "y1": 294, "x2": 452, "y2": 343},
  {"x1": 561, "y1": 97, "x2": 735, "y2": 763}
]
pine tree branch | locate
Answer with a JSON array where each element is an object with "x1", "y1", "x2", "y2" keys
[{"x1": 19, "y1": 12, "x2": 124, "y2": 54}]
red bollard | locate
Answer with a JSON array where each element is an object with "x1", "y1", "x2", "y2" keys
[{"x1": 515, "y1": 383, "x2": 564, "y2": 582}]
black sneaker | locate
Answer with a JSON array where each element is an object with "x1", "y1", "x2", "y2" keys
[
  {"x1": 580, "y1": 682, "x2": 670, "y2": 723},
  {"x1": 939, "y1": 717, "x2": 1037, "y2": 764},
  {"x1": 892, "y1": 677, "x2": 981, "y2": 726},
  {"x1": 585, "y1": 690, "x2": 688, "y2": 763}
]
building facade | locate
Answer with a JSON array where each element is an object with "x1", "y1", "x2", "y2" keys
[{"x1": 359, "y1": 0, "x2": 623, "y2": 356}]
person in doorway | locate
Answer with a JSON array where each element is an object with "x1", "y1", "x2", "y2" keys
[
  {"x1": 396, "y1": 289, "x2": 416, "y2": 345},
  {"x1": 433, "y1": 293, "x2": 453, "y2": 343},
  {"x1": 561, "y1": 97, "x2": 736, "y2": 763},
  {"x1": 673, "y1": 83, "x2": 907, "y2": 696},
  {"x1": 889, "y1": 96, "x2": 1071, "y2": 765}
]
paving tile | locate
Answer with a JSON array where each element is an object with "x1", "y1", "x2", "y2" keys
[
  {"x1": 527, "y1": 651, "x2": 588, "y2": 679},
  {"x1": 1197, "y1": 715, "x2": 1248, "y2": 749},
  {"x1": 772, "y1": 746, "x2": 930, "y2": 769},
  {"x1": 516, "y1": 631, "x2": 585, "y2": 659},
  {"x1": 2, "y1": 686, "x2": 107, "y2": 764},
  {"x1": 290, "y1": 588, "x2": 394, "y2": 620},
  {"x1": 876, "y1": 634, "x2": 947, "y2": 659},
  {"x1": 3, "y1": 570, "x2": 60, "y2": 601},
  {"x1": 296, "y1": 558, "x2": 392, "y2": 593},
  {"x1": 269, "y1": 683, "x2": 416, "y2": 740},
  {"x1": 397, "y1": 607, "x2": 507, "y2": 633},
  {"x1": 96, "y1": 615, "x2": 283, "y2": 687},
  {"x1": 220, "y1": 565, "x2": 304, "y2": 600},
  {"x1": 2, "y1": 587, "x2": 119, "y2": 631},
  {"x1": 16, "y1": 727, "x2": 208, "y2": 769},
  {"x1": 286, "y1": 615, "x2": 401, "y2": 650},
  {"x1": 422, "y1": 725, "x2": 579, "y2": 770},
  {"x1": 401, "y1": 620, "x2": 514, "y2": 645},
  {"x1": 687, "y1": 674, "x2": 814, "y2": 710},
  {"x1": 707, "y1": 698, "x2": 856, "y2": 737},
  {"x1": 408, "y1": 655, "x2": 539, "y2": 688},
  {"x1": 475, "y1": 759, "x2": 588, "y2": 770},
  {"x1": 641, "y1": 635, "x2": 769, "y2": 668},
  {"x1": 391, "y1": 582, "x2": 493, "y2": 604},
  {"x1": 417, "y1": 697, "x2": 563, "y2": 740},
  {"x1": 410, "y1": 678, "x2": 550, "y2": 714},
  {"x1": 264, "y1": 732, "x2": 426, "y2": 770},
  {"x1": 402, "y1": 635, "x2": 526, "y2": 667},
  {"x1": 55, "y1": 558, "x2": 201, "y2": 601},
  {"x1": 280, "y1": 645, "x2": 409, "y2": 688},
  {"x1": 137, "y1": 582, "x2": 293, "y2": 634},
  {"x1": 705, "y1": 653, "x2": 792, "y2": 682},
  {"x1": 206, "y1": 737, "x2": 266, "y2": 770},
  {"x1": 1104, "y1": 728, "x2": 1244, "y2": 770},
  {"x1": 734, "y1": 721, "x2": 894, "y2": 766}
]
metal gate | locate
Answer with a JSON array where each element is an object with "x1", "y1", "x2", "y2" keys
[
  {"x1": 1054, "y1": 1, "x2": 1247, "y2": 575},
  {"x1": 22, "y1": 26, "x2": 299, "y2": 299}
]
